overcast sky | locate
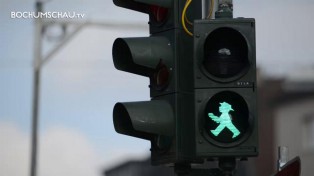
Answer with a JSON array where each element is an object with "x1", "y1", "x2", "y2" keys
[{"x1": 1, "y1": 0, "x2": 314, "y2": 176}]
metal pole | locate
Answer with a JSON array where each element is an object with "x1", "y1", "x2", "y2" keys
[
  {"x1": 203, "y1": 0, "x2": 219, "y2": 19},
  {"x1": 218, "y1": 157, "x2": 236, "y2": 176},
  {"x1": 277, "y1": 146, "x2": 289, "y2": 171},
  {"x1": 30, "y1": 2, "x2": 43, "y2": 176},
  {"x1": 174, "y1": 164, "x2": 222, "y2": 176},
  {"x1": 29, "y1": 3, "x2": 147, "y2": 176}
]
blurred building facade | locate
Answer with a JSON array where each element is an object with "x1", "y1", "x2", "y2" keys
[{"x1": 255, "y1": 69, "x2": 314, "y2": 176}]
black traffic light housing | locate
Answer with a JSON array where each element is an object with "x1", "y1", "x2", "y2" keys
[
  {"x1": 112, "y1": 0, "x2": 258, "y2": 166},
  {"x1": 193, "y1": 18, "x2": 258, "y2": 158},
  {"x1": 112, "y1": 0, "x2": 203, "y2": 165},
  {"x1": 113, "y1": 0, "x2": 175, "y2": 34}
]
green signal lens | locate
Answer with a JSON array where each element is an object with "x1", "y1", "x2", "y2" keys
[
  {"x1": 204, "y1": 91, "x2": 249, "y2": 143},
  {"x1": 208, "y1": 102, "x2": 240, "y2": 138}
]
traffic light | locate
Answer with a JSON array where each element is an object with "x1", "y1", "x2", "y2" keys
[
  {"x1": 112, "y1": 0, "x2": 203, "y2": 165},
  {"x1": 112, "y1": 0, "x2": 258, "y2": 165},
  {"x1": 193, "y1": 18, "x2": 258, "y2": 158}
]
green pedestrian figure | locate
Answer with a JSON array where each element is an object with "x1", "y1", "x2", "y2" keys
[{"x1": 208, "y1": 102, "x2": 240, "y2": 138}]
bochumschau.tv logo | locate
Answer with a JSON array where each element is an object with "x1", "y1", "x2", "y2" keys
[{"x1": 11, "y1": 11, "x2": 85, "y2": 19}]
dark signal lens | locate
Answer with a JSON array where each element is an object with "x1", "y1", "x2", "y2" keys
[{"x1": 203, "y1": 28, "x2": 249, "y2": 79}]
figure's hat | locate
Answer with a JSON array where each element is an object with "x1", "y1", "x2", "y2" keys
[{"x1": 220, "y1": 102, "x2": 234, "y2": 111}]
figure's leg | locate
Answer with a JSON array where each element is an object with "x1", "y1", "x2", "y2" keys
[
  {"x1": 226, "y1": 123, "x2": 240, "y2": 138},
  {"x1": 211, "y1": 124, "x2": 225, "y2": 136}
]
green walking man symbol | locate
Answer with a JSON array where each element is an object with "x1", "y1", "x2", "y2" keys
[{"x1": 208, "y1": 102, "x2": 240, "y2": 138}]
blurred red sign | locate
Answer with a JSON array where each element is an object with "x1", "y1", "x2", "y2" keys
[{"x1": 272, "y1": 157, "x2": 301, "y2": 176}]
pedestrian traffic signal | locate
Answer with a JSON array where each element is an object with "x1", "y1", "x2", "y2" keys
[{"x1": 193, "y1": 18, "x2": 258, "y2": 158}]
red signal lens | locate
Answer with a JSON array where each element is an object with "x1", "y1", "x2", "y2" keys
[
  {"x1": 152, "y1": 62, "x2": 170, "y2": 91},
  {"x1": 150, "y1": 5, "x2": 169, "y2": 23},
  {"x1": 156, "y1": 66, "x2": 169, "y2": 87}
]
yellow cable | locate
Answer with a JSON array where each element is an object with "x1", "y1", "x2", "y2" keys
[
  {"x1": 182, "y1": 0, "x2": 214, "y2": 36},
  {"x1": 182, "y1": 0, "x2": 193, "y2": 36},
  {"x1": 185, "y1": 0, "x2": 214, "y2": 27},
  {"x1": 184, "y1": 0, "x2": 193, "y2": 26},
  {"x1": 185, "y1": 13, "x2": 193, "y2": 26},
  {"x1": 207, "y1": 0, "x2": 214, "y2": 19},
  {"x1": 210, "y1": 0, "x2": 214, "y2": 18}
]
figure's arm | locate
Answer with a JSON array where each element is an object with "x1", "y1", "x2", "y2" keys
[{"x1": 208, "y1": 113, "x2": 220, "y2": 123}]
